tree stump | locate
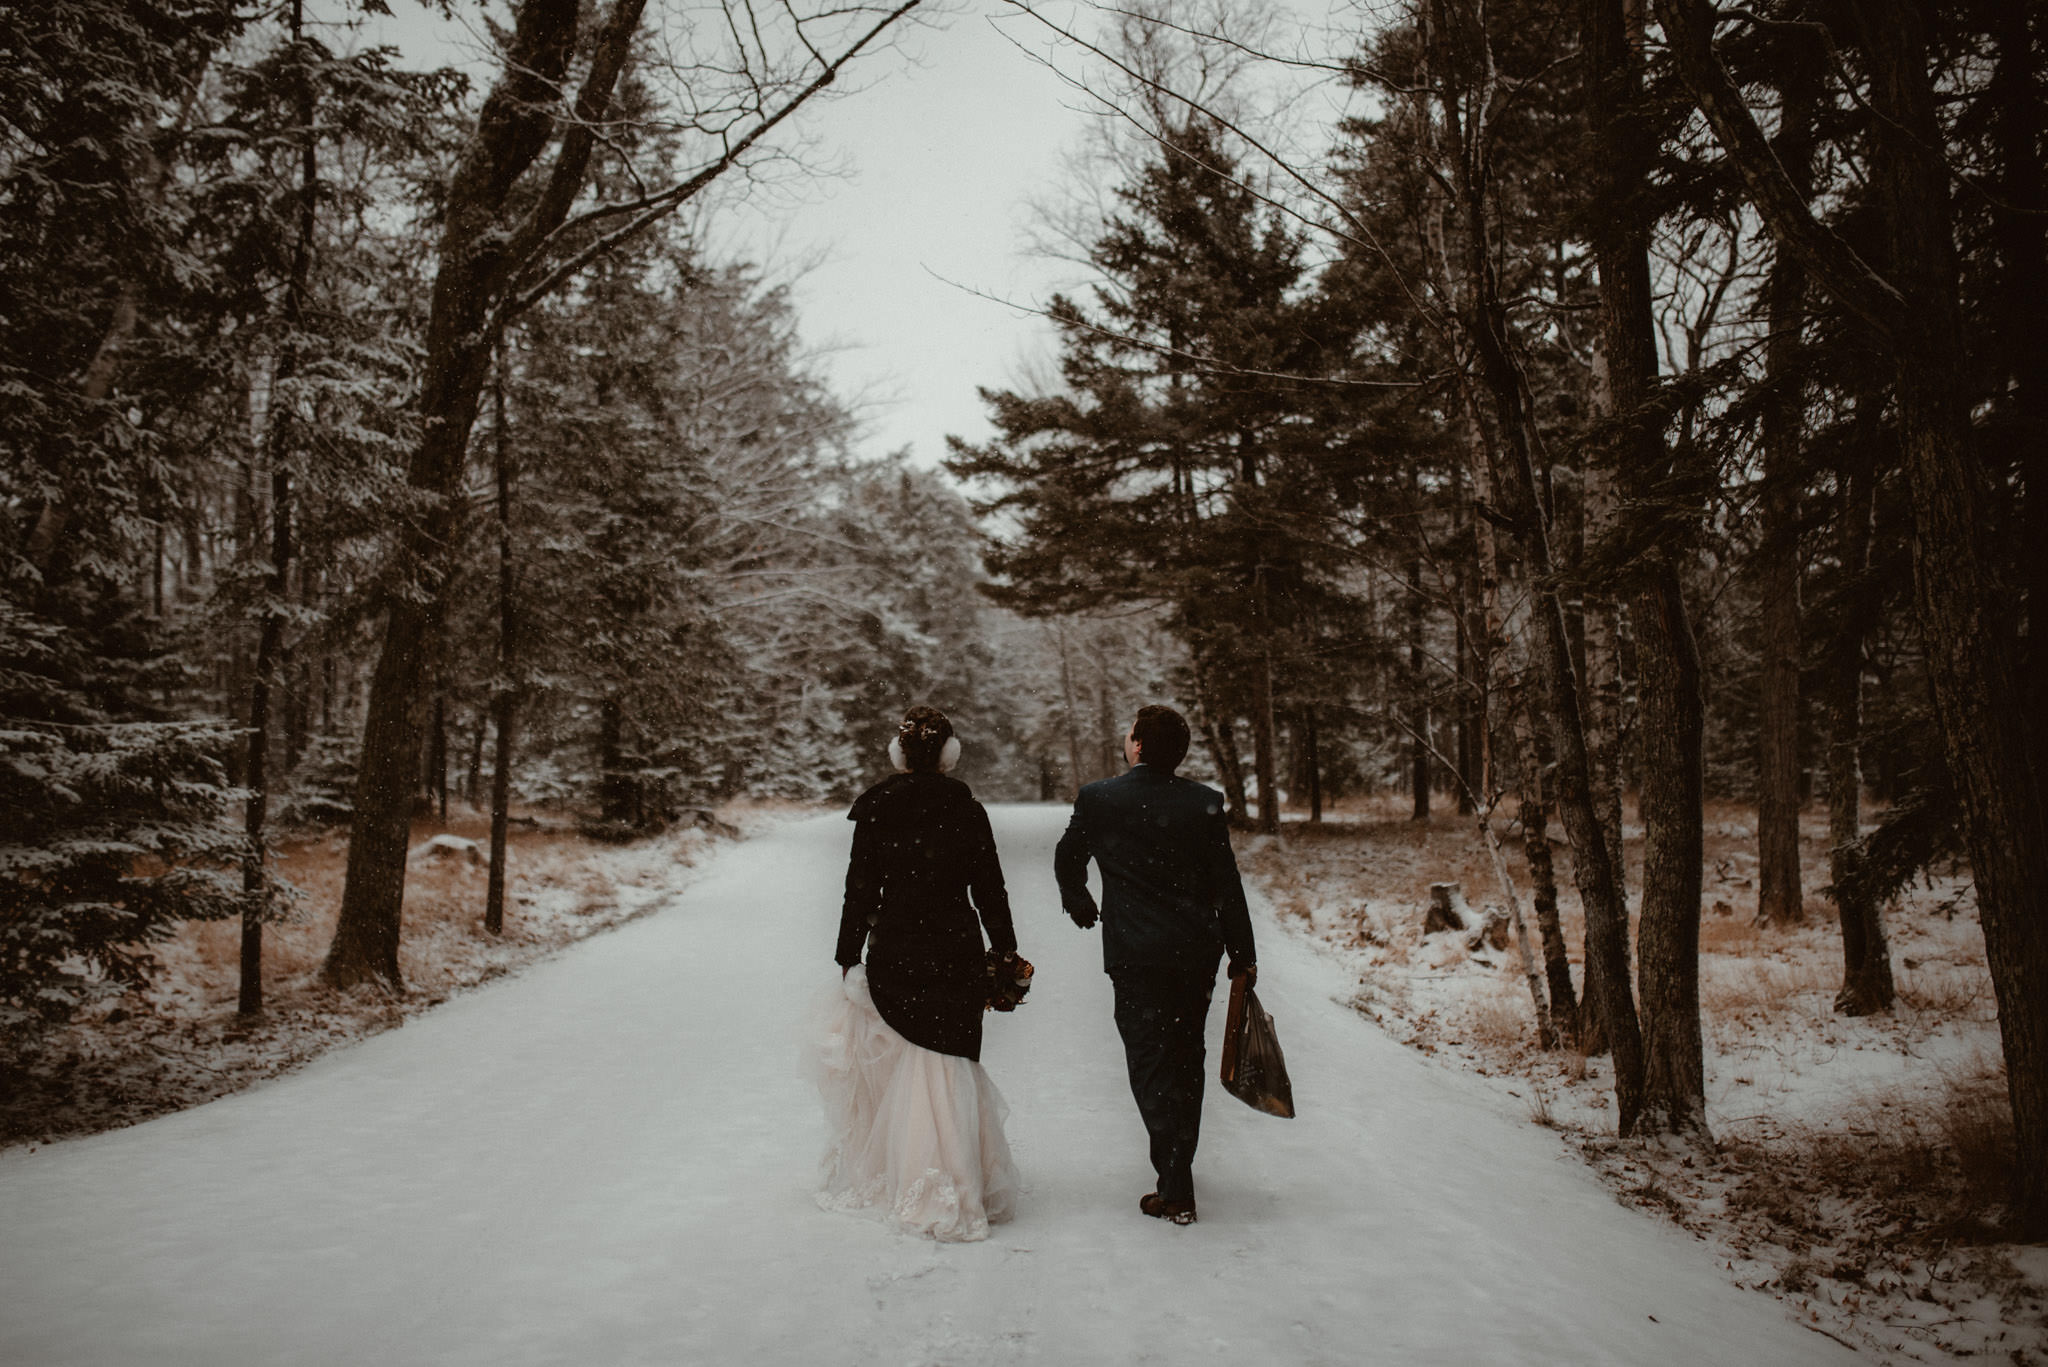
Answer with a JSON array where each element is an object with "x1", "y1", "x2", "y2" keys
[{"x1": 1424, "y1": 883, "x2": 1509, "y2": 952}]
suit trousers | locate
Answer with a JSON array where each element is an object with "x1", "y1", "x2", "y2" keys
[{"x1": 1110, "y1": 959, "x2": 1220, "y2": 1204}]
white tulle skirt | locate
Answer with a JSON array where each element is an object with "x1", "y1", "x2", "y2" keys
[{"x1": 810, "y1": 965, "x2": 1020, "y2": 1242}]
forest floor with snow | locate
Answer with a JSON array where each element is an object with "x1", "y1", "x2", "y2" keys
[
  {"x1": 1237, "y1": 795, "x2": 2046, "y2": 1366},
  {"x1": 0, "y1": 799, "x2": 795, "y2": 1151},
  {"x1": 7, "y1": 789, "x2": 2043, "y2": 1363}
]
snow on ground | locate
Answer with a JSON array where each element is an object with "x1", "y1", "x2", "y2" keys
[
  {"x1": 0, "y1": 805, "x2": 1858, "y2": 1366},
  {"x1": 1237, "y1": 806, "x2": 2046, "y2": 1365},
  {"x1": 0, "y1": 808, "x2": 770, "y2": 1149}
]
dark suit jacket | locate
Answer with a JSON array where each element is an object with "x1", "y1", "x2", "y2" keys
[{"x1": 1054, "y1": 764, "x2": 1256, "y2": 974}]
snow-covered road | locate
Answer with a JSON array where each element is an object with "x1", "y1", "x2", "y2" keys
[{"x1": 0, "y1": 806, "x2": 1856, "y2": 1366}]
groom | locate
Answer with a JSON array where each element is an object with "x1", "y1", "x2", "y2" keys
[{"x1": 1055, "y1": 704, "x2": 1257, "y2": 1226}]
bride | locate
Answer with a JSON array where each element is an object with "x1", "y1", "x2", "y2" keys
[{"x1": 812, "y1": 706, "x2": 1024, "y2": 1242}]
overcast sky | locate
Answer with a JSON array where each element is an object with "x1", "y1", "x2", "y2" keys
[{"x1": 351, "y1": 1, "x2": 1346, "y2": 468}]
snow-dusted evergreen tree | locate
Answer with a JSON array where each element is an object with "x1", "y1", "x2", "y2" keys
[
  {"x1": 0, "y1": 0, "x2": 262, "y2": 1043},
  {"x1": 949, "y1": 116, "x2": 1368, "y2": 826},
  {"x1": 0, "y1": 631, "x2": 249, "y2": 1040}
]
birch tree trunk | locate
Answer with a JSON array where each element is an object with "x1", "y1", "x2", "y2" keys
[
  {"x1": 1427, "y1": 0, "x2": 1644, "y2": 1127},
  {"x1": 1512, "y1": 683, "x2": 1578, "y2": 1045}
]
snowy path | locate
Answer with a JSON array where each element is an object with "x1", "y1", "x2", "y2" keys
[{"x1": 0, "y1": 806, "x2": 1856, "y2": 1367}]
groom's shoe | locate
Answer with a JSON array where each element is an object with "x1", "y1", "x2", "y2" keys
[{"x1": 1140, "y1": 1192, "x2": 1197, "y2": 1225}]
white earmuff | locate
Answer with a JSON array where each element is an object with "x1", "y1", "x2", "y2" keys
[{"x1": 888, "y1": 734, "x2": 963, "y2": 773}]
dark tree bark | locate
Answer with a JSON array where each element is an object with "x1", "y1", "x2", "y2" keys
[
  {"x1": 1826, "y1": 443, "x2": 1890, "y2": 1014},
  {"x1": 240, "y1": 0, "x2": 316, "y2": 1016},
  {"x1": 1754, "y1": 51, "x2": 1817, "y2": 928},
  {"x1": 240, "y1": 464, "x2": 289, "y2": 1017},
  {"x1": 324, "y1": 0, "x2": 922, "y2": 990},
  {"x1": 327, "y1": 0, "x2": 616, "y2": 991},
  {"x1": 464, "y1": 714, "x2": 485, "y2": 808},
  {"x1": 1586, "y1": 0, "x2": 1707, "y2": 1139},
  {"x1": 1989, "y1": 3, "x2": 2048, "y2": 739},
  {"x1": 1581, "y1": 469, "x2": 1628, "y2": 904},
  {"x1": 1657, "y1": 0, "x2": 2048, "y2": 1230}
]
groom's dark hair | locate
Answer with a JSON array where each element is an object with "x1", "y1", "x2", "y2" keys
[{"x1": 1131, "y1": 705, "x2": 1191, "y2": 772}]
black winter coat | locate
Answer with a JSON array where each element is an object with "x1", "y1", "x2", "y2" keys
[{"x1": 836, "y1": 772, "x2": 1017, "y2": 1060}]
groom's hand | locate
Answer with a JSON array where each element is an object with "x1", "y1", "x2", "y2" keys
[
  {"x1": 1066, "y1": 902, "x2": 1098, "y2": 930},
  {"x1": 1229, "y1": 960, "x2": 1256, "y2": 989}
]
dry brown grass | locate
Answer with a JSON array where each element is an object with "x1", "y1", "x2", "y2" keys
[
  {"x1": 1895, "y1": 961, "x2": 1996, "y2": 1017},
  {"x1": 1243, "y1": 798, "x2": 2042, "y2": 1358},
  {"x1": 1725, "y1": 1052, "x2": 2016, "y2": 1236},
  {"x1": 1698, "y1": 954, "x2": 1833, "y2": 1021},
  {"x1": 1461, "y1": 982, "x2": 1535, "y2": 1052},
  {"x1": 151, "y1": 809, "x2": 610, "y2": 1012}
]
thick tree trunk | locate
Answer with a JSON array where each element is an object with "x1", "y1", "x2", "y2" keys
[
  {"x1": 1658, "y1": 0, "x2": 2048, "y2": 1229},
  {"x1": 1580, "y1": 468, "x2": 1628, "y2": 897},
  {"x1": 1864, "y1": 0, "x2": 2048, "y2": 1238},
  {"x1": 1248, "y1": 566, "x2": 1282, "y2": 835},
  {"x1": 325, "y1": 0, "x2": 643, "y2": 991},
  {"x1": 486, "y1": 703, "x2": 516, "y2": 936},
  {"x1": 1629, "y1": 562, "x2": 1708, "y2": 1135},
  {"x1": 1188, "y1": 639, "x2": 1249, "y2": 820},
  {"x1": 1586, "y1": 0, "x2": 1708, "y2": 1140},
  {"x1": 598, "y1": 694, "x2": 627, "y2": 821},
  {"x1": 1579, "y1": 466, "x2": 1627, "y2": 1059}
]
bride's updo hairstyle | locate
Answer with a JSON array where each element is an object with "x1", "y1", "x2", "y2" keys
[{"x1": 889, "y1": 705, "x2": 960, "y2": 774}]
